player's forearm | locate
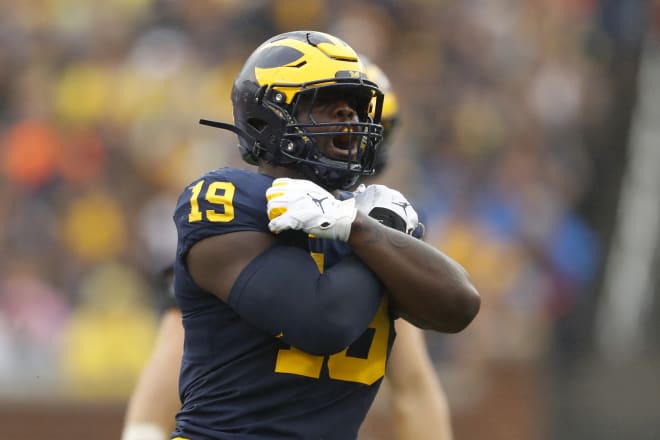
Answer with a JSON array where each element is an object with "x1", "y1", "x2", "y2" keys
[
  {"x1": 392, "y1": 390, "x2": 453, "y2": 440},
  {"x1": 348, "y1": 212, "x2": 480, "y2": 332},
  {"x1": 389, "y1": 357, "x2": 453, "y2": 439},
  {"x1": 387, "y1": 322, "x2": 454, "y2": 440}
]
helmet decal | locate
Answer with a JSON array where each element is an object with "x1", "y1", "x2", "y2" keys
[
  {"x1": 255, "y1": 46, "x2": 305, "y2": 70},
  {"x1": 252, "y1": 36, "x2": 365, "y2": 105},
  {"x1": 306, "y1": 32, "x2": 358, "y2": 60}
]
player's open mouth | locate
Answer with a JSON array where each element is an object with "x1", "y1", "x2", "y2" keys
[{"x1": 330, "y1": 133, "x2": 358, "y2": 158}]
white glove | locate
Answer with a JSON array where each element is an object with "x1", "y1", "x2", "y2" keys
[
  {"x1": 353, "y1": 184, "x2": 419, "y2": 234},
  {"x1": 266, "y1": 177, "x2": 357, "y2": 241}
]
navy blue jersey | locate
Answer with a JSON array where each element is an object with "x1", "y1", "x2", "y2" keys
[{"x1": 171, "y1": 167, "x2": 395, "y2": 440}]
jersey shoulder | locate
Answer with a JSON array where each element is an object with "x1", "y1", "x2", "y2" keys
[{"x1": 174, "y1": 167, "x2": 274, "y2": 254}]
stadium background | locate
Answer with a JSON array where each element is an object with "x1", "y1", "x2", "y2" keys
[{"x1": 0, "y1": 1, "x2": 658, "y2": 439}]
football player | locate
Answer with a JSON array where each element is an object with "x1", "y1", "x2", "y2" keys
[
  {"x1": 122, "y1": 56, "x2": 454, "y2": 440},
  {"x1": 124, "y1": 30, "x2": 479, "y2": 440}
]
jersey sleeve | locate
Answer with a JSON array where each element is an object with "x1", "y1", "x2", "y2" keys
[{"x1": 173, "y1": 168, "x2": 273, "y2": 258}]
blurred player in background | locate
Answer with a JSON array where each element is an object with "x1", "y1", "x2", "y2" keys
[
  {"x1": 122, "y1": 32, "x2": 474, "y2": 440},
  {"x1": 358, "y1": 57, "x2": 454, "y2": 440},
  {"x1": 122, "y1": 266, "x2": 181, "y2": 440}
]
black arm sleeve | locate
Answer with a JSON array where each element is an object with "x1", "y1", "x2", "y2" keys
[{"x1": 228, "y1": 244, "x2": 383, "y2": 356}]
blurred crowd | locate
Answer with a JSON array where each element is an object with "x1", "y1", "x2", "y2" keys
[{"x1": 0, "y1": 0, "x2": 652, "y2": 435}]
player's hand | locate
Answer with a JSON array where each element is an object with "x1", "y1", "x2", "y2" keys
[
  {"x1": 266, "y1": 178, "x2": 357, "y2": 241},
  {"x1": 353, "y1": 184, "x2": 419, "y2": 234}
]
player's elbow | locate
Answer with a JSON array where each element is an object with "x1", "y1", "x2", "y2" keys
[
  {"x1": 298, "y1": 299, "x2": 377, "y2": 356},
  {"x1": 297, "y1": 326, "x2": 357, "y2": 356},
  {"x1": 293, "y1": 317, "x2": 361, "y2": 356},
  {"x1": 408, "y1": 281, "x2": 480, "y2": 333},
  {"x1": 441, "y1": 282, "x2": 480, "y2": 333}
]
